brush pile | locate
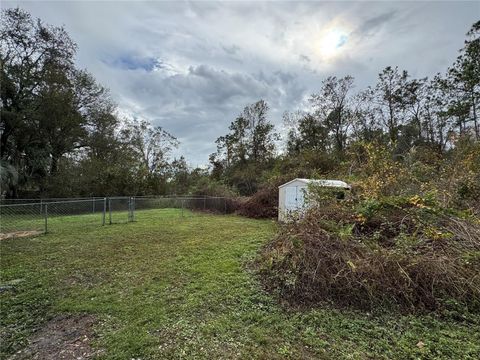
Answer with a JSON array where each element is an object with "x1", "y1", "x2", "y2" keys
[
  {"x1": 237, "y1": 183, "x2": 279, "y2": 219},
  {"x1": 259, "y1": 195, "x2": 480, "y2": 312}
]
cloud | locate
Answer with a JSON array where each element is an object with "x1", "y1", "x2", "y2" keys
[
  {"x1": 299, "y1": 54, "x2": 310, "y2": 63},
  {"x1": 222, "y1": 44, "x2": 240, "y2": 56},
  {"x1": 97, "y1": 61, "x2": 307, "y2": 164},
  {"x1": 352, "y1": 11, "x2": 397, "y2": 39}
]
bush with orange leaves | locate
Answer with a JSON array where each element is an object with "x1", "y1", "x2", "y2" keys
[{"x1": 347, "y1": 140, "x2": 480, "y2": 216}]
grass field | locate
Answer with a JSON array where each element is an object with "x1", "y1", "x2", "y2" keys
[{"x1": 1, "y1": 209, "x2": 479, "y2": 359}]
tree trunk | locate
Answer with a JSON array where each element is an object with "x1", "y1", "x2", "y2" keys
[
  {"x1": 50, "y1": 155, "x2": 58, "y2": 175},
  {"x1": 472, "y1": 92, "x2": 479, "y2": 140}
]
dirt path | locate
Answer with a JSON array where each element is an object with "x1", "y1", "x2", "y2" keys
[{"x1": 0, "y1": 231, "x2": 43, "y2": 241}]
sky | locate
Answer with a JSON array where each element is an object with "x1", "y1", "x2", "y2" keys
[{"x1": 3, "y1": 1, "x2": 479, "y2": 166}]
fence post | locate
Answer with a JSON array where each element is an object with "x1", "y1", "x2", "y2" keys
[
  {"x1": 44, "y1": 203, "x2": 48, "y2": 234},
  {"x1": 224, "y1": 198, "x2": 227, "y2": 214},
  {"x1": 102, "y1": 197, "x2": 106, "y2": 226},
  {"x1": 203, "y1": 196, "x2": 206, "y2": 211},
  {"x1": 127, "y1": 197, "x2": 130, "y2": 222},
  {"x1": 109, "y1": 198, "x2": 112, "y2": 225},
  {"x1": 181, "y1": 199, "x2": 184, "y2": 217},
  {"x1": 128, "y1": 197, "x2": 132, "y2": 222},
  {"x1": 92, "y1": 197, "x2": 95, "y2": 213},
  {"x1": 132, "y1": 196, "x2": 136, "y2": 222}
]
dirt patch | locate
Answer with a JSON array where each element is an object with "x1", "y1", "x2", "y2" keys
[
  {"x1": 0, "y1": 230, "x2": 43, "y2": 240},
  {"x1": 10, "y1": 314, "x2": 102, "y2": 360},
  {"x1": 63, "y1": 272, "x2": 111, "y2": 290}
]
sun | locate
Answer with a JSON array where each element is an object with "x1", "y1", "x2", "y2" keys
[{"x1": 319, "y1": 28, "x2": 348, "y2": 58}]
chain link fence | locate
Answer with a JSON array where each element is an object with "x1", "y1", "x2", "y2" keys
[
  {"x1": 0, "y1": 202, "x2": 46, "y2": 238},
  {"x1": 0, "y1": 195, "x2": 230, "y2": 239},
  {"x1": 133, "y1": 196, "x2": 229, "y2": 214}
]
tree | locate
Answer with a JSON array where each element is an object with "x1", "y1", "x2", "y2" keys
[
  {"x1": 1, "y1": 8, "x2": 83, "y2": 195},
  {"x1": 446, "y1": 21, "x2": 480, "y2": 140},
  {"x1": 35, "y1": 68, "x2": 87, "y2": 175},
  {"x1": 0, "y1": 8, "x2": 128, "y2": 196},
  {"x1": 372, "y1": 66, "x2": 409, "y2": 145},
  {"x1": 213, "y1": 100, "x2": 277, "y2": 167},
  {"x1": 121, "y1": 119, "x2": 179, "y2": 175},
  {"x1": 0, "y1": 8, "x2": 184, "y2": 197},
  {"x1": 310, "y1": 76, "x2": 355, "y2": 153},
  {"x1": 420, "y1": 76, "x2": 455, "y2": 151},
  {"x1": 285, "y1": 112, "x2": 329, "y2": 154},
  {"x1": 168, "y1": 156, "x2": 190, "y2": 194},
  {"x1": 211, "y1": 100, "x2": 278, "y2": 194},
  {"x1": 243, "y1": 100, "x2": 277, "y2": 162},
  {"x1": 0, "y1": 7, "x2": 76, "y2": 160},
  {"x1": 403, "y1": 77, "x2": 429, "y2": 142},
  {"x1": 351, "y1": 90, "x2": 383, "y2": 143}
]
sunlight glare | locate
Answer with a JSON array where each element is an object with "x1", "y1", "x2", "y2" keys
[{"x1": 319, "y1": 28, "x2": 348, "y2": 58}]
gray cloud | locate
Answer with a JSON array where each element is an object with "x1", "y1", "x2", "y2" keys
[
  {"x1": 3, "y1": 0, "x2": 478, "y2": 165},
  {"x1": 352, "y1": 11, "x2": 397, "y2": 39},
  {"x1": 299, "y1": 54, "x2": 311, "y2": 63},
  {"x1": 222, "y1": 44, "x2": 240, "y2": 56}
]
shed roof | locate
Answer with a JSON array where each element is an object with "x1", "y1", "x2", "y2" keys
[{"x1": 278, "y1": 178, "x2": 350, "y2": 189}]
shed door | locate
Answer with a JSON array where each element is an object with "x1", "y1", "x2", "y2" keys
[
  {"x1": 297, "y1": 186, "x2": 305, "y2": 208},
  {"x1": 285, "y1": 186, "x2": 298, "y2": 210}
]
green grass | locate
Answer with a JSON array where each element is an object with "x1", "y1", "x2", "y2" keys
[{"x1": 1, "y1": 209, "x2": 479, "y2": 359}]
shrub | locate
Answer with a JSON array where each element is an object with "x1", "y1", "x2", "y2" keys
[{"x1": 190, "y1": 178, "x2": 237, "y2": 198}]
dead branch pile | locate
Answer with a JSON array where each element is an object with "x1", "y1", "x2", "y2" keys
[{"x1": 259, "y1": 199, "x2": 480, "y2": 312}]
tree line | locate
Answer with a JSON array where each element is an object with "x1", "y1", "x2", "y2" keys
[{"x1": 1, "y1": 8, "x2": 479, "y2": 202}]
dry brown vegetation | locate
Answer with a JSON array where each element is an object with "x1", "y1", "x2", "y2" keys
[
  {"x1": 0, "y1": 230, "x2": 43, "y2": 241},
  {"x1": 259, "y1": 197, "x2": 480, "y2": 312},
  {"x1": 236, "y1": 184, "x2": 278, "y2": 219}
]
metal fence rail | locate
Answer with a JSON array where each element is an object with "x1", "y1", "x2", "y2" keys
[
  {"x1": 0, "y1": 195, "x2": 229, "y2": 239},
  {"x1": 0, "y1": 197, "x2": 107, "y2": 205}
]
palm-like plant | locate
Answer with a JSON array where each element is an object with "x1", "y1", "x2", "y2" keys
[{"x1": 0, "y1": 160, "x2": 18, "y2": 197}]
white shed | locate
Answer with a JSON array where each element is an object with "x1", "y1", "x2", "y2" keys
[{"x1": 278, "y1": 178, "x2": 350, "y2": 221}]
